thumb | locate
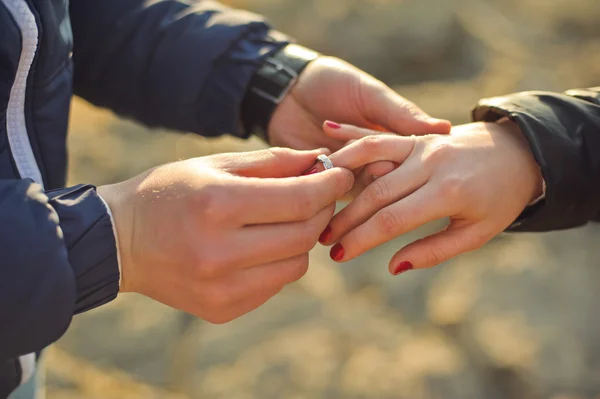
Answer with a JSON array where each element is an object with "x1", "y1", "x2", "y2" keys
[
  {"x1": 215, "y1": 147, "x2": 330, "y2": 178},
  {"x1": 387, "y1": 222, "x2": 492, "y2": 274},
  {"x1": 362, "y1": 85, "x2": 451, "y2": 135}
]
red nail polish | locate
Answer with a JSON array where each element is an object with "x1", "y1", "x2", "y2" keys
[
  {"x1": 393, "y1": 261, "x2": 413, "y2": 276},
  {"x1": 302, "y1": 167, "x2": 318, "y2": 176},
  {"x1": 330, "y1": 243, "x2": 345, "y2": 261},
  {"x1": 325, "y1": 121, "x2": 341, "y2": 129},
  {"x1": 319, "y1": 225, "x2": 332, "y2": 244}
]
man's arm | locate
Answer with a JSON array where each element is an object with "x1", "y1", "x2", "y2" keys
[
  {"x1": 0, "y1": 180, "x2": 119, "y2": 359},
  {"x1": 473, "y1": 87, "x2": 600, "y2": 232},
  {"x1": 70, "y1": 0, "x2": 290, "y2": 138}
]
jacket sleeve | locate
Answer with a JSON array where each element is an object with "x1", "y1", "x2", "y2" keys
[
  {"x1": 472, "y1": 87, "x2": 600, "y2": 232},
  {"x1": 69, "y1": 0, "x2": 291, "y2": 138},
  {"x1": 0, "y1": 180, "x2": 119, "y2": 359}
]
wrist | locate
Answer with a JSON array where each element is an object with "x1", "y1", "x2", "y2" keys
[
  {"x1": 97, "y1": 183, "x2": 134, "y2": 293},
  {"x1": 241, "y1": 44, "x2": 319, "y2": 142},
  {"x1": 495, "y1": 118, "x2": 545, "y2": 204}
]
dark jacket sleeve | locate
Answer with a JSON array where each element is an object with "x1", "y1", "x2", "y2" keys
[
  {"x1": 472, "y1": 87, "x2": 600, "y2": 232},
  {"x1": 69, "y1": 0, "x2": 290, "y2": 138},
  {"x1": 0, "y1": 180, "x2": 119, "y2": 359}
]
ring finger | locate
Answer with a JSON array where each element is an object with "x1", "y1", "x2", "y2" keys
[{"x1": 321, "y1": 159, "x2": 428, "y2": 245}]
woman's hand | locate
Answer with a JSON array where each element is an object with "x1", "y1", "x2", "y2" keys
[
  {"x1": 319, "y1": 121, "x2": 544, "y2": 274},
  {"x1": 98, "y1": 148, "x2": 354, "y2": 323}
]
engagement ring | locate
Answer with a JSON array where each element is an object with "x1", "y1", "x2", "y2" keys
[{"x1": 317, "y1": 154, "x2": 334, "y2": 170}]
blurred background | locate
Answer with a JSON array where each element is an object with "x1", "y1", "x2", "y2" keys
[{"x1": 47, "y1": 0, "x2": 600, "y2": 398}]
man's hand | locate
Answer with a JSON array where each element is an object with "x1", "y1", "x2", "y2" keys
[
  {"x1": 268, "y1": 56, "x2": 451, "y2": 151},
  {"x1": 319, "y1": 121, "x2": 544, "y2": 273},
  {"x1": 97, "y1": 148, "x2": 353, "y2": 323}
]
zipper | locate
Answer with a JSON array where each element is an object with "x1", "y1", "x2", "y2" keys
[
  {"x1": 2, "y1": 0, "x2": 43, "y2": 187},
  {"x1": 1, "y1": 0, "x2": 42, "y2": 389}
]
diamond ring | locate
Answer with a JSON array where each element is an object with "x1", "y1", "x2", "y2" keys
[{"x1": 317, "y1": 154, "x2": 334, "y2": 170}]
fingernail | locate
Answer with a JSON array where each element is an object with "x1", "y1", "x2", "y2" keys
[
  {"x1": 393, "y1": 261, "x2": 413, "y2": 276},
  {"x1": 325, "y1": 121, "x2": 341, "y2": 129},
  {"x1": 319, "y1": 225, "x2": 332, "y2": 244},
  {"x1": 302, "y1": 167, "x2": 318, "y2": 176},
  {"x1": 330, "y1": 243, "x2": 345, "y2": 261}
]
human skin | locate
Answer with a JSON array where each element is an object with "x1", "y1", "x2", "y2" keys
[
  {"x1": 268, "y1": 55, "x2": 451, "y2": 151},
  {"x1": 318, "y1": 120, "x2": 543, "y2": 274},
  {"x1": 97, "y1": 148, "x2": 354, "y2": 323}
]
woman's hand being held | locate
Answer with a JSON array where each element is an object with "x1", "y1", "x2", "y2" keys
[{"x1": 320, "y1": 121, "x2": 544, "y2": 274}]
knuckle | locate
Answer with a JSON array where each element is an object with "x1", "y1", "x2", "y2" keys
[
  {"x1": 466, "y1": 231, "x2": 491, "y2": 251},
  {"x1": 360, "y1": 135, "x2": 387, "y2": 154},
  {"x1": 331, "y1": 210, "x2": 352, "y2": 238},
  {"x1": 200, "y1": 283, "x2": 232, "y2": 309},
  {"x1": 194, "y1": 186, "x2": 230, "y2": 223},
  {"x1": 294, "y1": 191, "x2": 318, "y2": 220},
  {"x1": 374, "y1": 210, "x2": 404, "y2": 234},
  {"x1": 267, "y1": 147, "x2": 294, "y2": 160},
  {"x1": 196, "y1": 252, "x2": 227, "y2": 279},
  {"x1": 346, "y1": 231, "x2": 362, "y2": 253},
  {"x1": 332, "y1": 169, "x2": 354, "y2": 195},
  {"x1": 264, "y1": 147, "x2": 297, "y2": 161},
  {"x1": 426, "y1": 245, "x2": 449, "y2": 267},
  {"x1": 425, "y1": 142, "x2": 454, "y2": 165},
  {"x1": 399, "y1": 100, "x2": 420, "y2": 118},
  {"x1": 297, "y1": 222, "x2": 320, "y2": 252},
  {"x1": 283, "y1": 255, "x2": 310, "y2": 284},
  {"x1": 290, "y1": 265, "x2": 309, "y2": 284},
  {"x1": 437, "y1": 175, "x2": 467, "y2": 201},
  {"x1": 366, "y1": 178, "x2": 391, "y2": 205}
]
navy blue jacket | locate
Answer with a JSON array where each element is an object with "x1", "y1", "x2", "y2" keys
[{"x1": 0, "y1": 0, "x2": 288, "y2": 395}]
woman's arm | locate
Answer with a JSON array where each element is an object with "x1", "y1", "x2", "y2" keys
[{"x1": 473, "y1": 87, "x2": 600, "y2": 232}]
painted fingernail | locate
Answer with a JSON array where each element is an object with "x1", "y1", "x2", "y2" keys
[
  {"x1": 393, "y1": 261, "x2": 413, "y2": 276},
  {"x1": 330, "y1": 243, "x2": 345, "y2": 261},
  {"x1": 325, "y1": 121, "x2": 341, "y2": 129},
  {"x1": 319, "y1": 225, "x2": 333, "y2": 244},
  {"x1": 302, "y1": 167, "x2": 318, "y2": 176}
]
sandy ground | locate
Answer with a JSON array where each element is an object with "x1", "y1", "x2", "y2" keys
[{"x1": 41, "y1": 0, "x2": 600, "y2": 397}]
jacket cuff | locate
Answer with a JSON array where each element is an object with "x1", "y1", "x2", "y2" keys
[
  {"x1": 46, "y1": 185, "x2": 120, "y2": 314},
  {"x1": 196, "y1": 28, "x2": 290, "y2": 138},
  {"x1": 472, "y1": 92, "x2": 597, "y2": 232}
]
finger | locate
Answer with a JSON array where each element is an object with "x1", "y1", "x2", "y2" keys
[
  {"x1": 330, "y1": 185, "x2": 451, "y2": 262},
  {"x1": 235, "y1": 167, "x2": 353, "y2": 224},
  {"x1": 387, "y1": 222, "x2": 492, "y2": 275},
  {"x1": 346, "y1": 161, "x2": 398, "y2": 198},
  {"x1": 267, "y1": 91, "x2": 345, "y2": 151},
  {"x1": 231, "y1": 204, "x2": 335, "y2": 269},
  {"x1": 211, "y1": 253, "x2": 309, "y2": 305},
  {"x1": 303, "y1": 155, "x2": 395, "y2": 181},
  {"x1": 327, "y1": 132, "x2": 416, "y2": 171},
  {"x1": 199, "y1": 254, "x2": 309, "y2": 323},
  {"x1": 321, "y1": 159, "x2": 427, "y2": 245},
  {"x1": 359, "y1": 85, "x2": 452, "y2": 135},
  {"x1": 323, "y1": 120, "x2": 398, "y2": 142},
  {"x1": 213, "y1": 147, "x2": 330, "y2": 178},
  {"x1": 363, "y1": 161, "x2": 398, "y2": 178}
]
